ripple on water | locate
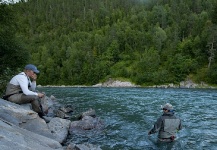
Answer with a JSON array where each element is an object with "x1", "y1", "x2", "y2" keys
[{"x1": 39, "y1": 87, "x2": 217, "y2": 150}]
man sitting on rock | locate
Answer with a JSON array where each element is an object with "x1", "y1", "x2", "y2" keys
[{"x1": 3, "y1": 64, "x2": 45, "y2": 117}]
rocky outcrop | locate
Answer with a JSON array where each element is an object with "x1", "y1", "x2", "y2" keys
[
  {"x1": 0, "y1": 97, "x2": 70, "y2": 144},
  {"x1": 92, "y1": 78, "x2": 214, "y2": 89},
  {"x1": 0, "y1": 99, "x2": 54, "y2": 139},
  {"x1": 179, "y1": 80, "x2": 210, "y2": 88},
  {"x1": 0, "y1": 97, "x2": 102, "y2": 150},
  {"x1": 149, "y1": 79, "x2": 213, "y2": 89},
  {"x1": 0, "y1": 118, "x2": 63, "y2": 150},
  {"x1": 93, "y1": 78, "x2": 138, "y2": 87},
  {"x1": 48, "y1": 117, "x2": 71, "y2": 143}
]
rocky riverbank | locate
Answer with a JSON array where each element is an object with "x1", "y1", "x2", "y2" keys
[
  {"x1": 148, "y1": 80, "x2": 214, "y2": 89},
  {"x1": 92, "y1": 78, "x2": 139, "y2": 87},
  {"x1": 0, "y1": 96, "x2": 103, "y2": 150}
]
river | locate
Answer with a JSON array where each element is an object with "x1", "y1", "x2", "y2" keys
[{"x1": 39, "y1": 87, "x2": 217, "y2": 150}]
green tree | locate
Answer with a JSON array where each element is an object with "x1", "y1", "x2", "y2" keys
[
  {"x1": 0, "y1": 4, "x2": 28, "y2": 95},
  {"x1": 211, "y1": 2, "x2": 217, "y2": 24},
  {"x1": 6, "y1": 0, "x2": 217, "y2": 87},
  {"x1": 132, "y1": 48, "x2": 160, "y2": 85},
  {"x1": 153, "y1": 25, "x2": 167, "y2": 52}
]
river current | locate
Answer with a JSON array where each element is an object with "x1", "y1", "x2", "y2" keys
[{"x1": 39, "y1": 87, "x2": 217, "y2": 150}]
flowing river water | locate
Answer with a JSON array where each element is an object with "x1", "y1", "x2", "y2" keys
[{"x1": 39, "y1": 87, "x2": 217, "y2": 150}]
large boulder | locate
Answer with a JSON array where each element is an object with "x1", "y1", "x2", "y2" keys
[
  {"x1": 0, "y1": 119, "x2": 63, "y2": 150},
  {"x1": 69, "y1": 116, "x2": 104, "y2": 134},
  {"x1": 0, "y1": 98, "x2": 54, "y2": 138},
  {"x1": 0, "y1": 97, "x2": 102, "y2": 149},
  {"x1": 0, "y1": 98, "x2": 71, "y2": 144},
  {"x1": 48, "y1": 117, "x2": 71, "y2": 143},
  {"x1": 40, "y1": 95, "x2": 58, "y2": 117}
]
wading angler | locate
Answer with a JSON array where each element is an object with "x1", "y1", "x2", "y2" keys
[{"x1": 148, "y1": 103, "x2": 182, "y2": 142}]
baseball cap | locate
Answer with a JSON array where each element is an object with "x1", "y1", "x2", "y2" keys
[
  {"x1": 25, "y1": 64, "x2": 40, "y2": 74},
  {"x1": 162, "y1": 103, "x2": 173, "y2": 110}
]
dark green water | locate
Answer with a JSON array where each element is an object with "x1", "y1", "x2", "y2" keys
[{"x1": 39, "y1": 87, "x2": 217, "y2": 150}]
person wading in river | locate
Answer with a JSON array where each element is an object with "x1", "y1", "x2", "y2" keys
[
  {"x1": 148, "y1": 103, "x2": 182, "y2": 142},
  {"x1": 3, "y1": 64, "x2": 45, "y2": 117}
]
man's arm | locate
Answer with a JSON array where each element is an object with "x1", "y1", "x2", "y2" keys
[
  {"x1": 148, "y1": 117, "x2": 162, "y2": 135},
  {"x1": 18, "y1": 75, "x2": 38, "y2": 96},
  {"x1": 29, "y1": 74, "x2": 44, "y2": 98}
]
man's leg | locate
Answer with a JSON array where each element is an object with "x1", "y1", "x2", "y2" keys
[
  {"x1": 9, "y1": 94, "x2": 45, "y2": 117},
  {"x1": 20, "y1": 95, "x2": 43, "y2": 115}
]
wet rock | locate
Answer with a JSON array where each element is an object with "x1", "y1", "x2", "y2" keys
[
  {"x1": 60, "y1": 105, "x2": 74, "y2": 113},
  {"x1": 81, "y1": 108, "x2": 96, "y2": 118},
  {"x1": 41, "y1": 95, "x2": 57, "y2": 117},
  {"x1": 55, "y1": 105, "x2": 75, "y2": 119},
  {"x1": 48, "y1": 117, "x2": 71, "y2": 143},
  {"x1": 39, "y1": 95, "x2": 50, "y2": 114},
  {"x1": 55, "y1": 109, "x2": 66, "y2": 118},
  {"x1": 50, "y1": 95, "x2": 56, "y2": 100},
  {"x1": 69, "y1": 116, "x2": 104, "y2": 134}
]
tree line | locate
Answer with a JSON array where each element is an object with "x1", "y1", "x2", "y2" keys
[{"x1": 1, "y1": 0, "x2": 217, "y2": 94}]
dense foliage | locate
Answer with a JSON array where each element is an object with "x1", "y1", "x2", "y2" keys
[
  {"x1": 0, "y1": 3, "x2": 29, "y2": 95},
  {"x1": 1, "y1": 0, "x2": 217, "y2": 93}
]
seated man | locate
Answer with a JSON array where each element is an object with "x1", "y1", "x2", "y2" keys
[
  {"x1": 148, "y1": 103, "x2": 182, "y2": 142},
  {"x1": 4, "y1": 64, "x2": 45, "y2": 117}
]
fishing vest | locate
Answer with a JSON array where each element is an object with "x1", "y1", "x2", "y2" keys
[{"x1": 159, "y1": 118, "x2": 181, "y2": 139}]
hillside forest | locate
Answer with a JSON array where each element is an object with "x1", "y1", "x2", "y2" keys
[{"x1": 1, "y1": 0, "x2": 217, "y2": 94}]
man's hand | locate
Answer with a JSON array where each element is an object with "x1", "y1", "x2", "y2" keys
[
  {"x1": 148, "y1": 131, "x2": 151, "y2": 135},
  {"x1": 37, "y1": 92, "x2": 44, "y2": 98},
  {"x1": 31, "y1": 73, "x2": 37, "y2": 81}
]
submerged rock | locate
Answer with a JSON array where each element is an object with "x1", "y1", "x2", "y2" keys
[
  {"x1": 81, "y1": 108, "x2": 96, "y2": 118},
  {"x1": 69, "y1": 108, "x2": 103, "y2": 133}
]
